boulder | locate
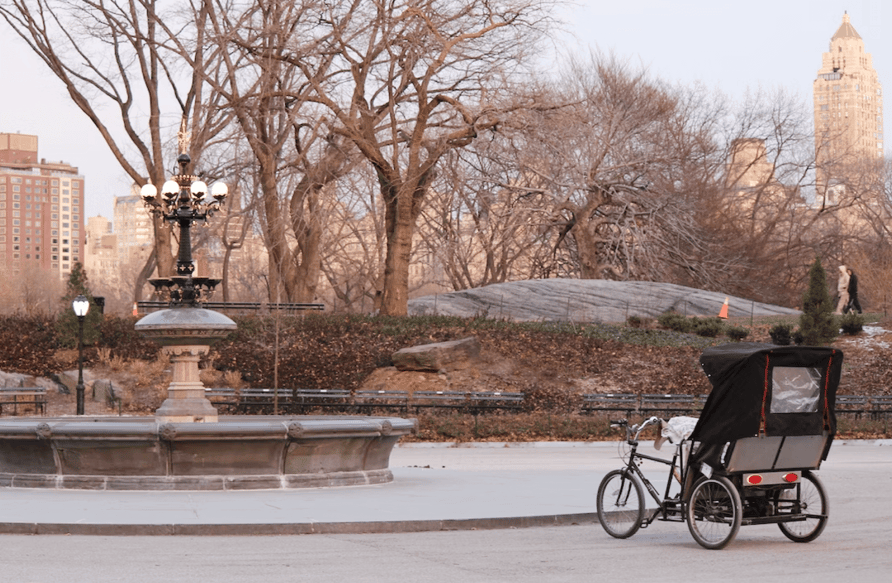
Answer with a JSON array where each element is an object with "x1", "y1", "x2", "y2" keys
[
  {"x1": 92, "y1": 379, "x2": 118, "y2": 405},
  {"x1": 0, "y1": 370, "x2": 34, "y2": 387},
  {"x1": 408, "y1": 278, "x2": 801, "y2": 322},
  {"x1": 392, "y1": 337, "x2": 481, "y2": 373}
]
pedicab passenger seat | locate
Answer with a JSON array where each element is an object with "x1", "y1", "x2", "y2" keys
[
  {"x1": 723, "y1": 434, "x2": 829, "y2": 473},
  {"x1": 689, "y1": 343, "x2": 843, "y2": 473}
]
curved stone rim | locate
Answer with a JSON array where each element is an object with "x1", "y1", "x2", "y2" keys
[{"x1": 0, "y1": 416, "x2": 416, "y2": 490}]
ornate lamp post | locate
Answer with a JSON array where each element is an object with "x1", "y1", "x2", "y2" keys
[
  {"x1": 139, "y1": 153, "x2": 228, "y2": 305},
  {"x1": 136, "y1": 151, "x2": 234, "y2": 423},
  {"x1": 71, "y1": 294, "x2": 90, "y2": 415}
]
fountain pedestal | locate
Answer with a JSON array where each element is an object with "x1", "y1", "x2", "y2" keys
[
  {"x1": 134, "y1": 306, "x2": 236, "y2": 423},
  {"x1": 156, "y1": 345, "x2": 218, "y2": 423}
]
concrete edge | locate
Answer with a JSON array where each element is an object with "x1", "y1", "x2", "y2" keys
[
  {"x1": 396, "y1": 439, "x2": 892, "y2": 448},
  {"x1": 0, "y1": 513, "x2": 597, "y2": 536}
]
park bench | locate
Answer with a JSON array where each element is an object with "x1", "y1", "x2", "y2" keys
[
  {"x1": 206, "y1": 387, "x2": 350, "y2": 413},
  {"x1": 237, "y1": 388, "x2": 299, "y2": 412},
  {"x1": 581, "y1": 393, "x2": 640, "y2": 416},
  {"x1": 353, "y1": 390, "x2": 410, "y2": 413},
  {"x1": 639, "y1": 393, "x2": 704, "y2": 416},
  {"x1": 870, "y1": 395, "x2": 892, "y2": 420},
  {"x1": 411, "y1": 390, "x2": 469, "y2": 411},
  {"x1": 0, "y1": 387, "x2": 47, "y2": 416},
  {"x1": 291, "y1": 388, "x2": 352, "y2": 412},
  {"x1": 466, "y1": 391, "x2": 524, "y2": 413},
  {"x1": 835, "y1": 395, "x2": 871, "y2": 417}
]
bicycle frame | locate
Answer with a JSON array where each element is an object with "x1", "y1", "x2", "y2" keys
[{"x1": 615, "y1": 419, "x2": 690, "y2": 526}]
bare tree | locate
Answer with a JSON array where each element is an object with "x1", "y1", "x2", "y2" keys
[
  {"x1": 510, "y1": 56, "x2": 720, "y2": 288},
  {"x1": 284, "y1": 0, "x2": 557, "y2": 315},
  {"x1": 192, "y1": 0, "x2": 356, "y2": 304},
  {"x1": 416, "y1": 141, "x2": 556, "y2": 291},
  {"x1": 0, "y1": 1, "x2": 230, "y2": 299}
]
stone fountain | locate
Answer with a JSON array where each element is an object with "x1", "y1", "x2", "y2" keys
[{"x1": 0, "y1": 152, "x2": 414, "y2": 491}]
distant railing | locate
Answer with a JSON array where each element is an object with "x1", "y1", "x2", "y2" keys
[
  {"x1": 199, "y1": 388, "x2": 892, "y2": 419},
  {"x1": 136, "y1": 301, "x2": 324, "y2": 316}
]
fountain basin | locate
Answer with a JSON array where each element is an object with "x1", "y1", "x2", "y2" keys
[{"x1": 0, "y1": 415, "x2": 416, "y2": 490}]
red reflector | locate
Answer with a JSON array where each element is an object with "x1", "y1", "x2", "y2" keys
[
  {"x1": 783, "y1": 473, "x2": 799, "y2": 483},
  {"x1": 746, "y1": 474, "x2": 763, "y2": 485}
]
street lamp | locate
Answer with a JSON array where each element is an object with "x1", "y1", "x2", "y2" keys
[
  {"x1": 72, "y1": 294, "x2": 90, "y2": 415},
  {"x1": 140, "y1": 153, "x2": 228, "y2": 305}
]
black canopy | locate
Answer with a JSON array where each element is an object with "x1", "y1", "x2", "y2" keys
[{"x1": 690, "y1": 343, "x2": 843, "y2": 445}]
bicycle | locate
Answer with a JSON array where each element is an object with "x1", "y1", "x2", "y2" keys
[{"x1": 597, "y1": 417, "x2": 696, "y2": 540}]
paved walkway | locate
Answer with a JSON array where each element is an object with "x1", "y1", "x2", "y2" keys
[{"x1": 1, "y1": 440, "x2": 889, "y2": 535}]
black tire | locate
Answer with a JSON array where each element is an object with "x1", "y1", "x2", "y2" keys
[
  {"x1": 778, "y1": 471, "x2": 828, "y2": 543},
  {"x1": 686, "y1": 475, "x2": 742, "y2": 550},
  {"x1": 597, "y1": 469, "x2": 645, "y2": 539}
]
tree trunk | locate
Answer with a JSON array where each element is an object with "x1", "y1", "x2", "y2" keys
[{"x1": 379, "y1": 176, "x2": 429, "y2": 316}]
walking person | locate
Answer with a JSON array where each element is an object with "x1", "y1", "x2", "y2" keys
[
  {"x1": 846, "y1": 267, "x2": 862, "y2": 313},
  {"x1": 834, "y1": 265, "x2": 850, "y2": 315}
]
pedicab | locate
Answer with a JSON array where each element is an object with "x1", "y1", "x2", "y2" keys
[{"x1": 597, "y1": 343, "x2": 842, "y2": 549}]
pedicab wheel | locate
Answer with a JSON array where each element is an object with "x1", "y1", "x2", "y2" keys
[
  {"x1": 686, "y1": 475, "x2": 742, "y2": 550},
  {"x1": 597, "y1": 469, "x2": 645, "y2": 539},
  {"x1": 777, "y1": 471, "x2": 828, "y2": 543}
]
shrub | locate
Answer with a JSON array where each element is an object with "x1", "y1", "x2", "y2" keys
[
  {"x1": 657, "y1": 311, "x2": 691, "y2": 333},
  {"x1": 626, "y1": 315, "x2": 643, "y2": 328},
  {"x1": 839, "y1": 312, "x2": 865, "y2": 335},
  {"x1": 726, "y1": 326, "x2": 750, "y2": 341},
  {"x1": 798, "y1": 257, "x2": 837, "y2": 346},
  {"x1": 769, "y1": 323, "x2": 794, "y2": 345},
  {"x1": 691, "y1": 317, "x2": 725, "y2": 338}
]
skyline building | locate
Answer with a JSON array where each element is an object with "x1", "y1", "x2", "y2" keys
[
  {"x1": 813, "y1": 13, "x2": 884, "y2": 202},
  {"x1": 0, "y1": 132, "x2": 85, "y2": 281}
]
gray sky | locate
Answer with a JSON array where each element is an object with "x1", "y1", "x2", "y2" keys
[{"x1": 0, "y1": 0, "x2": 886, "y2": 222}]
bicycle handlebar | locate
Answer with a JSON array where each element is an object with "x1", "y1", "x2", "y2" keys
[{"x1": 610, "y1": 416, "x2": 662, "y2": 442}]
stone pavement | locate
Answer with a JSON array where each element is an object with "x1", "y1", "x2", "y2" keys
[{"x1": 0, "y1": 440, "x2": 889, "y2": 535}]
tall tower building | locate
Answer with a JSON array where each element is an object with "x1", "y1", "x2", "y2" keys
[
  {"x1": 0, "y1": 132, "x2": 85, "y2": 280},
  {"x1": 813, "y1": 13, "x2": 884, "y2": 200}
]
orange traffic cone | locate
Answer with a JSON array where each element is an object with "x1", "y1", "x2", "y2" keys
[
  {"x1": 718, "y1": 297, "x2": 729, "y2": 319},
  {"x1": 132, "y1": 302, "x2": 138, "y2": 317}
]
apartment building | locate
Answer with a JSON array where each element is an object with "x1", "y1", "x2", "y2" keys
[{"x1": 0, "y1": 132, "x2": 85, "y2": 280}]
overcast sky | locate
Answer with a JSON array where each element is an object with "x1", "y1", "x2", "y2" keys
[{"x1": 0, "y1": 0, "x2": 887, "y2": 222}]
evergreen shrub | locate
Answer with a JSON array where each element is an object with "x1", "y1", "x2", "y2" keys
[
  {"x1": 726, "y1": 326, "x2": 750, "y2": 341},
  {"x1": 839, "y1": 312, "x2": 865, "y2": 335},
  {"x1": 691, "y1": 317, "x2": 725, "y2": 337},
  {"x1": 769, "y1": 323, "x2": 794, "y2": 345},
  {"x1": 798, "y1": 257, "x2": 837, "y2": 346},
  {"x1": 657, "y1": 311, "x2": 691, "y2": 333}
]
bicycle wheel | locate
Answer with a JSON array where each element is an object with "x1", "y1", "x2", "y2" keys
[
  {"x1": 597, "y1": 469, "x2": 645, "y2": 539},
  {"x1": 778, "y1": 471, "x2": 828, "y2": 543},
  {"x1": 686, "y1": 475, "x2": 742, "y2": 550}
]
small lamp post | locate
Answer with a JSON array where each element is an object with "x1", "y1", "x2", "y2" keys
[{"x1": 72, "y1": 294, "x2": 90, "y2": 415}]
